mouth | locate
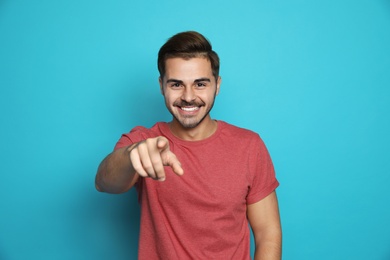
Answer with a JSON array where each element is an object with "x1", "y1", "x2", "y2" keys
[
  {"x1": 174, "y1": 101, "x2": 204, "y2": 114},
  {"x1": 180, "y1": 106, "x2": 200, "y2": 112}
]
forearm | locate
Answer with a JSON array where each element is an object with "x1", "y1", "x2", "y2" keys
[
  {"x1": 248, "y1": 192, "x2": 282, "y2": 260},
  {"x1": 95, "y1": 145, "x2": 138, "y2": 193},
  {"x1": 254, "y1": 230, "x2": 282, "y2": 260}
]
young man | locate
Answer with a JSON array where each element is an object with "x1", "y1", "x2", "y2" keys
[{"x1": 96, "y1": 31, "x2": 282, "y2": 259}]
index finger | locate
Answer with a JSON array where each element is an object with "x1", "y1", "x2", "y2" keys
[{"x1": 164, "y1": 151, "x2": 184, "y2": 176}]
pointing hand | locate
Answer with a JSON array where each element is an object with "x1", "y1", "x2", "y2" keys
[{"x1": 129, "y1": 136, "x2": 184, "y2": 181}]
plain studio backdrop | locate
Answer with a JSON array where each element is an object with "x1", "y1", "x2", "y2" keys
[{"x1": 1, "y1": 0, "x2": 389, "y2": 259}]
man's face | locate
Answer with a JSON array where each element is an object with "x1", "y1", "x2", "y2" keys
[{"x1": 159, "y1": 57, "x2": 221, "y2": 129}]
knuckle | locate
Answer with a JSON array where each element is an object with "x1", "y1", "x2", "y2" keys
[
  {"x1": 145, "y1": 138, "x2": 155, "y2": 146},
  {"x1": 153, "y1": 164, "x2": 164, "y2": 173},
  {"x1": 129, "y1": 148, "x2": 138, "y2": 157},
  {"x1": 137, "y1": 142, "x2": 147, "y2": 151},
  {"x1": 142, "y1": 163, "x2": 153, "y2": 172},
  {"x1": 143, "y1": 163, "x2": 154, "y2": 175},
  {"x1": 150, "y1": 157, "x2": 161, "y2": 165},
  {"x1": 135, "y1": 140, "x2": 145, "y2": 147}
]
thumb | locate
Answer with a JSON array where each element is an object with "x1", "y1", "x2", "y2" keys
[{"x1": 156, "y1": 136, "x2": 170, "y2": 152}]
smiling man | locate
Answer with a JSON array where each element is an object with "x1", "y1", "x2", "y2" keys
[
  {"x1": 161, "y1": 56, "x2": 220, "y2": 139},
  {"x1": 95, "y1": 31, "x2": 281, "y2": 260}
]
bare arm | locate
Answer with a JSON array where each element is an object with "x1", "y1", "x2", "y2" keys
[
  {"x1": 247, "y1": 191, "x2": 282, "y2": 260},
  {"x1": 95, "y1": 136, "x2": 184, "y2": 194},
  {"x1": 95, "y1": 144, "x2": 138, "y2": 193}
]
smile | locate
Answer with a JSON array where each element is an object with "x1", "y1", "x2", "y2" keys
[{"x1": 180, "y1": 106, "x2": 199, "y2": 112}]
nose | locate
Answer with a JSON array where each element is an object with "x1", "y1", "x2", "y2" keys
[{"x1": 181, "y1": 87, "x2": 196, "y2": 102}]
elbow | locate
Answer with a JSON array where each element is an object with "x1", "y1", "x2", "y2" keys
[
  {"x1": 95, "y1": 173, "x2": 130, "y2": 194},
  {"x1": 95, "y1": 174, "x2": 105, "y2": 192},
  {"x1": 95, "y1": 166, "x2": 107, "y2": 192},
  {"x1": 95, "y1": 182, "x2": 103, "y2": 192}
]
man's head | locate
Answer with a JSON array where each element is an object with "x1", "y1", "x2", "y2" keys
[
  {"x1": 158, "y1": 31, "x2": 220, "y2": 81},
  {"x1": 158, "y1": 32, "x2": 221, "y2": 132}
]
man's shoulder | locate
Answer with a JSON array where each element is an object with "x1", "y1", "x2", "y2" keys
[
  {"x1": 114, "y1": 122, "x2": 167, "y2": 150},
  {"x1": 130, "y1": 122, "x2": 164, "y2": 134},
  {"x1": 218, "y1": 120, "x2": 260, "y2": 139}
]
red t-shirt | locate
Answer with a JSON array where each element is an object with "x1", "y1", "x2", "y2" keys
[{"x1": 115, "y1": 121, "x2": 279, "y2": 260}]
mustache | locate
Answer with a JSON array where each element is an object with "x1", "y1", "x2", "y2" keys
[{"x1": 173, "y1": 100, "x2": 205, "y2": 107}]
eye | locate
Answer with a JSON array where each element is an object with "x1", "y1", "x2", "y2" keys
[
  {"x1": 171, "y1": 83, "x2": 181, "y2": 88},
  {"x1": 196, "y1": 82, "x2": 206, "y2": 87}
]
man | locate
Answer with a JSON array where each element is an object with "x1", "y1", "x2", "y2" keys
[{"x1": 95, "y1": 31, "x2": 282, "y2": 259}]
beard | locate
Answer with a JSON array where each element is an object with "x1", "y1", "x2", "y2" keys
[
  {"x1": 168, "y1": 94, "x2": 217, "y2": 129},
  {"x1": 172, "y1": 108, "x2": 210, "y2": 128}
]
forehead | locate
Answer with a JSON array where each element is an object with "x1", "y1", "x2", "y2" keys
[{"x1": 164, "y1": 57, "x2": 213, "y2": 80}]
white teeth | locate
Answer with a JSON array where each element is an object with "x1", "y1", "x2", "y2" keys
[{"x1": 181, "y1": 107, "x2": 199, "y2": 112}]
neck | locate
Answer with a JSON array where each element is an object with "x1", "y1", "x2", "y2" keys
[{"x1": 169, "y1": 117, "x2": 218, "y2": 141}]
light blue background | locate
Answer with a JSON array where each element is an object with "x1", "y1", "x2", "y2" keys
[{"x1": 1, "y1": 0, "x2": 389, "y2": 259}]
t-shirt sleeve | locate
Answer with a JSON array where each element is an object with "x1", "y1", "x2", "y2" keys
[
  {"x1": 246, "y1": 136, "x2": 279, "y2": 205},
  {"x1": 114, "y1": 126, "x2": 159, "y2": 150}
]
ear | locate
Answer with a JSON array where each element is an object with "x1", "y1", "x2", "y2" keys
[
  {"x1": 159, "y1": 77, "x2": 164, "y2": 95},
  {"x1": 216, "y1": 76, "x2": 222, "y2": 95}
]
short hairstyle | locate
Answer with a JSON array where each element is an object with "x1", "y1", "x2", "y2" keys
[{"x1": 158, "y1": 31, "x2": 220, "y2": 80}]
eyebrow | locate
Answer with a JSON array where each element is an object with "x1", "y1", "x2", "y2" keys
[
  {"x1": 194, "y1": 78, "x2": 211, "y2": 83},
  {"x1": 166, "y1": 79, "x2": 183, "y2": 84},
  {"x1": 166, "y1": 78, "x2": 211, "y2": 84}
]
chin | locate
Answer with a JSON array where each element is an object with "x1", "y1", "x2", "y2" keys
[
  {"x1": 170, "y1": 109, "x2": 211, "y2": 129},
  {"x1": 178, "y1": 119, "x2": 200, "y2": 129}
]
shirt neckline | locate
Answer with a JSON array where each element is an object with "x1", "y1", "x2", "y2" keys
[{"x1": 158, "y1": 120, "x2": 224, "y2": 146}]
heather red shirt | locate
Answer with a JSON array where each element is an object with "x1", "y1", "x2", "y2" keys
[{"x1": 115, "y1": 121, "x2": 279, "y2": 260}]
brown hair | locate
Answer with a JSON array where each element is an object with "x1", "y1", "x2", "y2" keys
[{"x1": 158, "y1": 31, "x2": 220, "y2": 80}]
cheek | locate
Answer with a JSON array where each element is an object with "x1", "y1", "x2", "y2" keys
[
  {"x1": 163, "y1": 92, "x2": 178, "y2": 104},
  {"x1": 164, "y1": 96, "x2": 172, "y2": 105},
  {"x1": 202, "y1": 91, "x2": 217, "y2": 102}
]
